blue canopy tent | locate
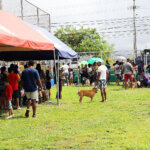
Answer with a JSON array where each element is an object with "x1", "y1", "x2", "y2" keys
[{"x1": 27, "y1": 23, "x2": 78, "y2": 59}]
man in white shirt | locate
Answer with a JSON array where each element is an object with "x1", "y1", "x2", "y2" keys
[{"x1": 96, "y1": 60, "x2": 109, "y2": 102}]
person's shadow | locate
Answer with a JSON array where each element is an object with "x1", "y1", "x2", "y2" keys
[{"x1": 0, "y1": 115, "x2": 27, "y2": 120}]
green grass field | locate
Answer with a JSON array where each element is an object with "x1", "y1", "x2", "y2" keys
[{"x1": 0, "y1": 84, "x2": 150, "y2": 150}]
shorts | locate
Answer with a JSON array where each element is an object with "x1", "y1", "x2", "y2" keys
[
  {"x1": 70, "y1": 75, "x2": 73, "y2": 79},
  {"x1": 124, "y1": 74, "x2": 133, "y2": 82},
  {"x1": 98, "y1": 79, "x2": 107, "y2": 89},
  {"x1": 13, "y1": 90, "x2": 19, "y2": 99},
  {"x1": 25, "y1": 90, "x2": 39, "y2": 101},
  {"x1": 116, "y1": 74, "x2": 121, "y2": 80},
  {"x1": 138, "y1": 74, "x2": 143, "y2": 81},
  {"x1": 7, "y1": 100, "x2": 13, "y2": 110},
  {"x1": 46, "y1": 82, "x2": 51, "y2": 90},
  {"x1": 65, "y1": 73, "x2": 69, "y2": 78}
]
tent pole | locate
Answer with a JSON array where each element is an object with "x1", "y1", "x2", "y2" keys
[
  {"x1": 53, "y1": 50, "x2": 58, "y2": 105},
  {"x1": 57, "y1": 56, "x2": 60, "y2": 106},
  {"x1": 21, "y1": 0, "x2": 24, "y2": 20}
]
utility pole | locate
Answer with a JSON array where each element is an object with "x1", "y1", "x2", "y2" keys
[
  {"x1": 133, "y1": 0, "x2": 137, "y2": 59},
  {"x1": 0, "y1": 0, "x2": 2, "y2": 10}
]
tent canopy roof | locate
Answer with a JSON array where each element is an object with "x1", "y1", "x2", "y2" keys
[
  {"x1": 27, "y1": 22, "x2": 78, "y2": 59},
  {"x1": 0, "y1": 10, "x2": 54, "y2": 51}
]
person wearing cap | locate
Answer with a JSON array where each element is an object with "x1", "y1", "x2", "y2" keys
[{"x1": 96, "y1": 60, "x2": 109, "y2": 102}]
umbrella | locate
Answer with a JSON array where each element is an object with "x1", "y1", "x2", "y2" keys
[
  {"x1": 115, "y1": 56, "x2": 126, "y2": 62},
  {"x1": 88, "y1": 57, "x2": 104, "y2": 64},
  {"x1": 79, "y1": 61, "x2": 88, "y2": 67}
]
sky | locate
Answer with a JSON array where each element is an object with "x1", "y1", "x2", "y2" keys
[{"x1": 3, "y1": 0, "x2": 150, "y2": 57}]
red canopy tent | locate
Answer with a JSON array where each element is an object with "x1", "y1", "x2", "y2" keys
[{"x1": 0, "y1": 10, "x2": 55, "y2": 60}]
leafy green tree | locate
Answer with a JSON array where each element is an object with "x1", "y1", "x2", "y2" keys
[{"x1": 54, "y1": 26, "x2": 114, "y2": 59}]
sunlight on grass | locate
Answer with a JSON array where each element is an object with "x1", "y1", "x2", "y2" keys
[{"x1": 0, "y1": 84, "x2": 150, "y2": 149}]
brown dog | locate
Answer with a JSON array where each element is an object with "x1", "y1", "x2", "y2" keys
[
  {"x1": 78, "y1": 88, "x2": 98, "y2": 103},
  {"x1": 129, "y1": 81, "x2": 140, "y2": 88}
]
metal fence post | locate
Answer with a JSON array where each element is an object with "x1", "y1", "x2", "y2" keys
[{"x1": 21, "y1": 0, "x2": 24, "y2": 20}]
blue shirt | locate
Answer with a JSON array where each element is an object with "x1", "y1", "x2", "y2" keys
[
  {"x1": 21, "y1": 68, "x2": 40, "y2": 92},
  {"x1": 138, "y1": 64, "x2": 143, "y2": 75}
]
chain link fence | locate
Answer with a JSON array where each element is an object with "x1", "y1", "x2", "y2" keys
[{"x1": 2, "y1": 0, "x2": 51, "y2": 31}]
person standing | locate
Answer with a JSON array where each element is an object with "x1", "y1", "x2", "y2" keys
[
  {"x1": 21, "y1": 61, "x2": 43, "y2": 118},
  {"x1": 45, "y1": 70, "x2": 51, "y2": 99},
  {"x1": 97, "y1": 60, "x2": 109, "y2": 102},
  {"x1": 0, "y1": 66, "x2": 7, "y2": 109},
  {"x1": 61, "y1": 63, "x2": 69, "y2": 86},
  {"x1": 114, "y1": 61, "x2": 121, "y2": 85},
  {"x1": 88, "y1": 64, "x2": 93, "y2": 85},
  {"x1": 69, "y1": 68, "x2": 74, "y2": 85},
  {"x1": 131, "y1": 62, "x2": 137, "y2": 81},
  {"x1": 7, "y1": 67, "x2": 21, "y2": 109},
  {"x1": 105, "y1": 60, "x2": 111, "y2": 84},
  {"x1": 3, "y1": 79, "x2": 14, "y2": 119},
  {"x1": 146, "y1": 63, "x2": 150, "y2": 76},
  {"x1": 36, "y1": 64, "x2": 46, "y2": 101},
  {"x1": 79, "y1": 64, "x2": 84, "y2": 86},
  {"x1": 122, "y1": 59, "x2": 133, "y2": 89},
  {"x1": 137, "y1": 61, "x2": 144, "y2": 81},
  {"x1": 56, "y1": 68, "x2": 65, "y2": 99}
]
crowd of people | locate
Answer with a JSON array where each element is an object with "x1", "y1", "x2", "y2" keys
[
  {"x1": 0, "y1": 61, "x2": 52, "y2": 119},
  {"x1": 114, "y1": 59, "x2": 150, "y2": 88},
  {"x1": 79, "y1": 61, "x2": 111, "y2": 86},
  {"x1": 0, "y1": 61, "x2": 77, "y2": 118},
  {"x1": 0, "y1": 59, "x2": 150, "y2": 119}
]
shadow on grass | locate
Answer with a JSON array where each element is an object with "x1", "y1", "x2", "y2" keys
[
  {"x1": 0, "y1": 115, "x2": 27, "y2": 120},
  {"x1": 111, "y1": 88, "x2": 124, "y2": 91},
  {"x1": 141, "y1": 113, "x2": 150, "y2": 116}
]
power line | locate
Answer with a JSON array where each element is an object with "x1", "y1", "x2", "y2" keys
[{"x1": 51, "y1": 16, "x2": 150, "y2": 26}]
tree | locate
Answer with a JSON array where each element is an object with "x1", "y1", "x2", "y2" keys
[{"x1": 54, "y1": 26, "x2": 114, "y2": 59}]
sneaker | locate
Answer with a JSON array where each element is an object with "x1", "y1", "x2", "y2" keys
[
  {"x1": 25, "y1": 110, "x2": 30, "y2": 117},
  {"x1": 32, "y1": 114, "x2": 36, "y2": 118},
  {"x1": 17, "y1": 107, "x2": 21, "y2": 110},
  {"x1": 6, "y1": 115, "x2": 13, "y2": 119}
]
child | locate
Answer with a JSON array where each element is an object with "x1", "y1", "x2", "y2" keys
[
  {"x1": 3, "y1": 79, "x2": 14, "y2": 119},
  {"x1": 46, "y1": 70, "x2": 51, "y2": 99},
  {"x1": 69, "y1": 69, "x2": 74, "y2": 85}
]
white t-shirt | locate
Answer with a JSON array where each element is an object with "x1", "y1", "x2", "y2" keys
[
  {"x1": 88, "y1": 67, "x2": 92, "y2": 73},
  {"x1": 114, "y1": 64, "x2": 121, "y2": 74},
  {"x1": 98, "y1": 65, "x2": 108, "y2": 80},
  {"x1": 62, "y1": 65, "x2": 69, "y2": 73}
]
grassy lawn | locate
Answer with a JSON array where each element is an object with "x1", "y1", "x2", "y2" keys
[{"x1": 0, "y1": 84, "x2": 150, "y2": 150}]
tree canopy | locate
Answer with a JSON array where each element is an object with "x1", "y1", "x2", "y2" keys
[{"x1": 54, "y1": 26, "x2": 114, "y2": 58}]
